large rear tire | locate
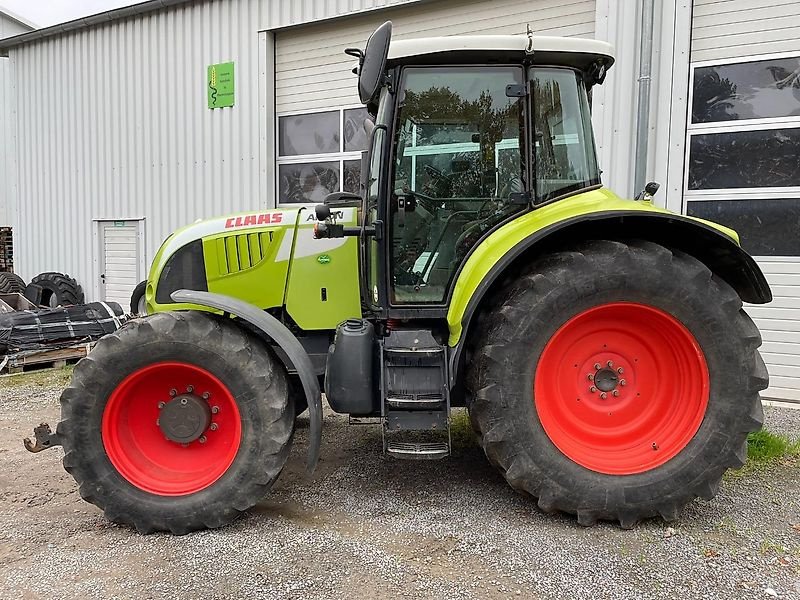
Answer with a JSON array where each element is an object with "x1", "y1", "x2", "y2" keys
[
  {"x1": 58, "y1": 311, "x2": 294, "y2": 534},
  {"x1": 467, "y1": 240, "x2": 767, "y2": 527}
]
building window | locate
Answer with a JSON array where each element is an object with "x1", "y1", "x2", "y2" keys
[
  {"x1": 685, "y1": 53, "x2": 800, "y2": 256},
  {"x1": 277, "y1": 106, "x2": 369, "y2": 204}
]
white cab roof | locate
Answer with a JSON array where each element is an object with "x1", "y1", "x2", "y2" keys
[{"x1": 388, "y1": 35, "x2": 614, "y2": 62}]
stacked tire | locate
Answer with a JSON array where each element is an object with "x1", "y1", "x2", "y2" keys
[
  {"x1": 0, "y1": 272, "x2": 25, "y2": 294},
  {"x1": 26, "y1": 272, "x2": 84, "y2": 307}
]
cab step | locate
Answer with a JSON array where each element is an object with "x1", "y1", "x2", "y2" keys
[
  {"x1": 381, "y1": 328, "x2": 451, "y2": 460},
  {"x1": 386, "y1": 441, "x2": 449, "y2": 460}
]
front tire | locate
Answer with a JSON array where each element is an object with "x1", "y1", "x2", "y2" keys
[
  {"x1": 468, "y1": 240, "x2": 767, "y2": 527},
  {"x1": 58, "y1": 311, "x2": 294, "y2": 534}
]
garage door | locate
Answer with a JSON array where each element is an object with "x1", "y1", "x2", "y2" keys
[
  {"x1": 99, "y1": 220, "x2": 142, "y2": 309},
  {"x1": 689, "y1": 0, "x2": 800, "y2": 402},
  {"x1": 275, "y1": 0, "x2": 597, "y2": 113},
  {"x1": 274, "y1": 0, "x2": 596, "y2": 205}
]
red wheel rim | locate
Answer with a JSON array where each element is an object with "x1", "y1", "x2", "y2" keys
[
  {"x1": 102, "y1": 362, "x2": 242, "y2": 495},
  {"x1": 534, "y1": 303, "x2": 709, "y2": 475}
]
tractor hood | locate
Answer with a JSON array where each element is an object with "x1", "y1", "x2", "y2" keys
[{"x1": 145, "y1": 206, "x2": 362, "y2": 330}]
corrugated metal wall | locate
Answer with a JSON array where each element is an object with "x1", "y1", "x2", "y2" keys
[
  {"x1": 276, "y1": 0, "x2": 596, "y2": 112},
  {"x1": 1, "y1": 13, "x2": 33, "y2": 228},
  {"x1": 6, "y1": 0, "x2": 422, "y2": 297},
  {"x1": 691, "y1": 0, "x2": 800, "y2": 61}
]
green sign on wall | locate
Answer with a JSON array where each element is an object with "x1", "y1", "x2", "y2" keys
[{"x1": 208, "y1": 62, "x2": 234, "y2": 109}]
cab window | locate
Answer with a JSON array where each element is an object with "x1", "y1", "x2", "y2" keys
[{"x1": 390, "y1": 66, "x2": 527, "y2": 304}]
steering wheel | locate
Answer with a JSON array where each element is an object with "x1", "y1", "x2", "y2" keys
[{"x1": 424, "y1": 164, "x2": 451, "y2": 187}]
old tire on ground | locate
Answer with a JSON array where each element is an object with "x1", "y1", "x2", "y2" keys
[
  {"x1": 467, "y1": 239, "x2": 767, "y2": 528},
  {"x1": 28, "y1": 272, "x2": 84, "y2": 307},
  {"x1": 0, "y1": 272, "x2": 25, "y2": 294},
  {"x1": 130, "y1": 280, "x2": 147, "y2": 315},
  {"x1": 58, "y1": 311, "x2": 294, "y2": 534}
]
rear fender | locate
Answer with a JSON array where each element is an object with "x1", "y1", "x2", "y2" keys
[
  {"x1": 171, "y1": 289, "x2": 322, "y2": 473},
  {"x1": 447, "y1": 194, "x2": 772, "y2": 385}
]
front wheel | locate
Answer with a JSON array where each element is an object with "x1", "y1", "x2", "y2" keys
[
  {"x1": 468, "y1": 240, "x2": 768, "y2": 527},
  {"x1": 58, "y1": 311, "x2": 294, "y2": 534}
]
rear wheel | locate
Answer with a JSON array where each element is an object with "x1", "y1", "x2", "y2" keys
[
  {"x1": 58, "y1": 311, "x2": 294, "y2": 534},
  {"x1": 468, "y1": 240, "x2": 767, "y2": 527}
]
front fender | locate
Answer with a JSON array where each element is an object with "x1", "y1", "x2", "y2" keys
[
  {"x1": 447, "y1": 188, "x2": 771, "y2": 349},
  {"x1": 171, "y1": 289, "x2": 322, "y2": 473}
]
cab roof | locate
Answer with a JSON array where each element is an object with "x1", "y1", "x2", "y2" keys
[{"x1": 386, "y1": 35, "x2": 614, "y2": 70}]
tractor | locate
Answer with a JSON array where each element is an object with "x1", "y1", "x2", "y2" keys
[{"x1": 25, "y1": 22, "x2": 771, "y2": 533}]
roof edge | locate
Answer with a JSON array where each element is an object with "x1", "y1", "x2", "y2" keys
[
  {"x1": 0, "y1": 0, "x2": 192, "y2": 56},
  {"x1": 0, "y1": 6, "x2": 37, "y2": 30}
]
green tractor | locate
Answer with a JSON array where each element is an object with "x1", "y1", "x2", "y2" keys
[{"x1": 26, "y1": 22, "x2": 771, "y2": 533}]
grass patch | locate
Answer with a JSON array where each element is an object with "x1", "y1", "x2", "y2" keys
[
  {"x1": 747, "y1": 429, "x2": 800, "y2": 464},
  {"x1": 450, "y1": 408, "x2": 479, "y2": 450},
  {"x1": 0, "y1": 364, "x2": 74, "y2": 389}
]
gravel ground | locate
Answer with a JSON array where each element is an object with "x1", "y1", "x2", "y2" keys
[{"x1": 1, "y1": 368, "x2": 800, "y2": 600}]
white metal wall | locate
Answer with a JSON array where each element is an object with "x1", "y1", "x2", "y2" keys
[
  {"x1": 276, "y1": 0, "x2": 596, "y2": 113},
  {"x1": 0, "y1": 12, "x2": 33, "y2": 228},
  {"x1": 4, "y1": 0, "x2": 423, "y2": 297},
  {"x1": 692, "y1": 0, "x2": 800, "y2": 62}
]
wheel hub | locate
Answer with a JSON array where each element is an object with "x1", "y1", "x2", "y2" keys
[
  {"x1": 593, "y1": 367, "x2": 619, "y2": 393},
  {"x1": 158, "y1": 393, "x2": 212, "y2": 444}
]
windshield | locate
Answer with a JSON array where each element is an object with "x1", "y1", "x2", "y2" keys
[{"x1": 531, "y1": 68, "x2": 600, "y2": 202}]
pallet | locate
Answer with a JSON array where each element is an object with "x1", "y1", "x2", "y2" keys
[
  {"x1": 0, "y1": 343, "x2": 94, "y2": 375},
  {"x1": 0, "y1": 227, "x2": 12, "y2": 273}
]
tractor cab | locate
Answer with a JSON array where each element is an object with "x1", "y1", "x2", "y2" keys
[{"x1": 315, "y1": 22, "x2": 613, "y2": 312}]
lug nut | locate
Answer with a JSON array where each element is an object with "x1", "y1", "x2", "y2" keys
[
  {"x1": 156, "y1": 418, "x2": 160, "y2": 426},
  {"x1": 180, "y1": 398, "x2": 188, "y2": 405},
  {"x1": 607, "y1": 360, "x2": 614, "y2": 368},
  {"x1": 651, "y1": 442, "x2": 659, "y2": 450},
  {"x1": 587, "y1": 374, "x2": 594, "y2": 381},
  {"x1": 198, "y1": 435, "x2": 207, "y2": 444},
  {"x1": 619, "y1": 379, "x2": 627, "y2": 386},
  {"x1": 210, "y1": 423, "x2": 218, "y2": 431},
  {"x1": 187, "y1": 385, "x2": 194, "y2": 393},
  {"x1": 202, "y1": 392, "x2": 210, "y2": 400},
  {"x1": 617, "y1": 367, "x2": 624, "y2": 374},
  {"x1": 158, "y1": 401, "x2": 166, "y2": 409},
  {"x1": 211, "y1": 406, "x2": 220, "y2": 414},
  {"x1": 594, "y1": 363, "x2": 601, "y2": 370},
  {"x1": 169, "y1": 389, "x2": 177, "y2": 397},
  {"x1": 612, "y1": 390, "x2": 620, "y2": 397},
  {"x1": 589, "y1": 386, "x2": 597, "y2": 393},
  {"x1": 600, "y1": 392, "x2": 607, "y2": 400}
]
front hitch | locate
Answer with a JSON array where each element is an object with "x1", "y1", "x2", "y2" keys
[{"x1": 23, "y1": 422, "x2": 62, "y2": 453}]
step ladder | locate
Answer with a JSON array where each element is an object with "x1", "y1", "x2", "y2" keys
[{"x1": 380, "y1": 328, "x2": 451, "y2": 460}]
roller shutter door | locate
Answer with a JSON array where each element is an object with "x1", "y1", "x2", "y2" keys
[
  {"x1": 690, "y1": 0, "x2": 800, "y2": 401},
  {"x1": 275, "y1": 0, "x2": 597, "y2": 113}
]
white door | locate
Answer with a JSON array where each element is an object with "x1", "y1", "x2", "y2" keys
[{"x1": 99, "y1": 220, "x2": 142, "y2": 309}]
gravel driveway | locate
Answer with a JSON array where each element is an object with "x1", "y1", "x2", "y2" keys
[{"x1": 1, "y1": 369, "x2": 799, "y2": 599}]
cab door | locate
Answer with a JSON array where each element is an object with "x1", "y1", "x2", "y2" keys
[{"x1": 387, "y1": 65, "x2": 529, "y2": 306}]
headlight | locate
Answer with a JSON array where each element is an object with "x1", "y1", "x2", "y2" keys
[{"x1": 155, "y1": 240, "x2": 208, "y2": 304}]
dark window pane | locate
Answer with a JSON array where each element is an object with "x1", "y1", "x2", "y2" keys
[
  {"x1": 343, "y1": 160, "x2": 361, "y2": 194},
  {"x1": 278, "y1": 162, "x2": 340, "y2": 203},
  {"x1": 344, "y1": 108, "x2": 369, "y2": 152},
  {"x1": 692, "y1": 57, "x2": 800, "y2": 123},
  {"x1": 278, "y1": 112, "x2": 339, "y2": 156},
  {"x1": 688, "y1": 128, "x2": 800, "y2": 190},
  {"x1": 687, "y1": 198, "x2": 800, "y2": 256}
]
